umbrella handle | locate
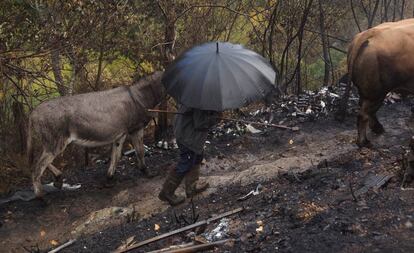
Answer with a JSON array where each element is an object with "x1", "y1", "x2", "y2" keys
[
  {"x1": 147, "y1": 109, "x2": 299, "y2": 131},
  {"x1": 147, "y1": 109, "x2": 184, "y2": 115}
]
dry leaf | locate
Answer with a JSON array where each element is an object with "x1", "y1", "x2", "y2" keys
[
  {"x1": 154, "y1": 224, "x2": 160, "y2": 231},
  {"x1": 289, "y1": 139, "x2": 294, "y2": 145},
  {"x1": 50, "y1": 240, "x2": 59, "y2": 246}
]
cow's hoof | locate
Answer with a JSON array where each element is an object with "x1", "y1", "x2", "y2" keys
[
  {"x1": 402, "y1": 173, "x2": 414, "y2": 187},
  {"x1": 371, "y1": 125, "x2": 385, "y2": 135},
  {"x1": 334, "y1": 111, "x2": 346, "y2": 122},
  {"x1": 34, "y1": 196, "x2": 48, "y2": 207},
  {"x1": 142, "y1": 167, "x2": 158, "y2": 178},
  {"x1": 104, "y1": 177, "x2": 116, "y2": 188},
  {"x1": 357, "y1": 139, "x2": 372, "y2": 148},
  {"x1": 53, "y1": 176, "x2": 63, "y2": 189}
]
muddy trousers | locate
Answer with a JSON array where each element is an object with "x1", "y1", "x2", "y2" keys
[
  {"x1": 175, "y1": 142, "x2": 203, "y2": 176},
  {"x1": 158, "y1": 143, "x2": 206, "y2": 206}
]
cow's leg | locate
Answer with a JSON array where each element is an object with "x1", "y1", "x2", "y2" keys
[
  {"x1": 357, "y1": 98, "x2": 382, "y2": 147},
  {"x1": 47, "y1": 164, "x2": 63, "y2": 189},
  {"x1": 32, "y1": 150, "x2": 56, "y2": 198},
  {"x1": 130, "y1": 129, "x2": 156, "y2": 177},
  {"x1": 106, "y1": 134, "x2": 127, "y2": 180},
  {"x1": 369, "y1": 100, "x2": 385, "y2": 134}
]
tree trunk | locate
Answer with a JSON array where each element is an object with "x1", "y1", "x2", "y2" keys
[
  {"x1": 51, "y1": 46, "x2": 67, "y2": 96},
  {"x1": 393, "y1": 0, "x2": 397, "y2": 21},
  {"x1": 368, "y1": 0, "x2": 380, "y2": 28},
  {"x1": 400, "y1": 0, "x2": 406, "y2": 19},
  {"x1": 318, "y1": 0, "x2": 330, "y2": 87},
  {"x1": 295, "y1": 0, "x2": 314, "y2": 95},
  {"x1": 12, "y1": 100, "x2": 27, "y2": 154},
  {"x1": 94, "y1": 22, "x2": 107, "y2": 91},
  {"x1": 155, "y1": 1, "x2": 177, "y2": 141},
  {"x1": 351, "y1": 0, "x2": 362, "y2": 32}
]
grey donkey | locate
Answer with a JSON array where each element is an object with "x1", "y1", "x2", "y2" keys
[{"x1": 27, "y1": 71, "x2": 164, "y2": 198}]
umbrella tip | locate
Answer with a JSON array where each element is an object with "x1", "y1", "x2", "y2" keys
[{"x1": 216, "y1": 42, "x2": 219, "y2": 53}]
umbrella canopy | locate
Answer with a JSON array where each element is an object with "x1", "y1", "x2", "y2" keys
[{"x1": 162, "y1": 42, "x2": 276, "y2": 111}]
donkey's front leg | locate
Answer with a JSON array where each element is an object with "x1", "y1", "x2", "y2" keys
[
  {"x1": 106, "y1": 134, "x2": 127, "y2": 181},
  {"x1": 130, "y1": 129, "x2": 156, "y2": 177},
  {"x1": 130, "y1": 129, "x2": 145, "y2": 168}
]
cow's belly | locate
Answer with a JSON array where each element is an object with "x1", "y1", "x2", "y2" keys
[{"x1": 393, "y1": 77, "x2": 414, "y2": 94}]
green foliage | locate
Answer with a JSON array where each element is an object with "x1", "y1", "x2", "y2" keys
[{"x1": 3, "y1": 0, "x2": 412, "y2": 154}]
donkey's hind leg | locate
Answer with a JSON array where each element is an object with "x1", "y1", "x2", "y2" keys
[
  {"x1": 31, "y1": 137, "x2": 69, "y2": 198},
  {"x1": 32, "y1": 150, "x2": 56, "y2": 198}
]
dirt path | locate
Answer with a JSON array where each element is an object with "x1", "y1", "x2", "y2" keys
[{"x1": 1, "y1": 103, "x2": 413, "y2": 252}]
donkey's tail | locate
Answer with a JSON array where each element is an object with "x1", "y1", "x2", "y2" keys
[{"x1": 27, "y1": 117, "x2": 34, "y2": 167}]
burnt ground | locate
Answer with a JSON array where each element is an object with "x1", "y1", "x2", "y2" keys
[{"x1": 1, "y1": 101, "x2": 414, "y2": 253}]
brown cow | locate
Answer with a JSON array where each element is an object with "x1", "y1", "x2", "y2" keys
[
  {"x1": 27, "y1": 71, "x2": 164, "y2": 198},
  {"x1": 348, "y1": 19, "x2": 414, "y2": 147}
]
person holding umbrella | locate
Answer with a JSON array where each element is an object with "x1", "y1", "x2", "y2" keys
[
  {"x1": 158, "y1": 106, "x2": 220, "y2": 205},
  {"x1": 159, "y1": 42, "x2": 276, "y2": 206}
]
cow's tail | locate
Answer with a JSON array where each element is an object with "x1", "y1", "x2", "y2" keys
[
  {"x1": 335, "y1": 29, "x2": 376, "y2": 121},
  {"x1": 347, "y1": 29, "x2": 377, "y2": 89},
  {"x1": 27, "y1": 117, "x2": 34, "y2": 168}
]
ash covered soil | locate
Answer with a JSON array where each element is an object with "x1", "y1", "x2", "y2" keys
[{"x1": 2, "y1": 100, "x2": 414, "y2": 253}]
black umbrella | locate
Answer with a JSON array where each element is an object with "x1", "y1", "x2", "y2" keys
[{"x1": 162, "y1": 42, "x2": 276, "y2": 111}]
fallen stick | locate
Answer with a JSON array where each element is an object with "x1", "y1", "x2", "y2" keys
[
  {"x1": 48, "y1": 239, "x2": 77, "y2": 253},
  {"x1": 161, "y1": 239, "x2": 234, "y2": 253},
  {"x1": 221, "y1": 117, "x2": 299, "y2": 131},
  {"x1": 147, "y1": 109, "x2": 299, "y2": 131},
  {"x1": 113, "y1": 207, "x2": 243, "y2": 253},
  {"x1": 146, "y1": 242, "x2": 194, "y2": 253}
]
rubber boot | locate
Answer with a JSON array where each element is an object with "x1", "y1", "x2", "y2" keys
[
  {"x1": 185, "y1": 164, "x2": 209, "y2": 198},
  {"x1": 158, "y1": 169, "x2": 185, "y2": 206}
]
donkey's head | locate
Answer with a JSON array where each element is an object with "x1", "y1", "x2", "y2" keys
[{"x1": 138, "y1": 71, "x2": 166, "y2": 108}]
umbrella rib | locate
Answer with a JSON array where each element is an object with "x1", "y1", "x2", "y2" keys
[
  {"x1": 198, "y1": 55, "x2": 219, "y2": 110},
  {"x1": 219, "y1": 59, "x2": 248, "y2": 108},
  {"x1": 224, "y1": 56, "x2": 270, "y2": 98},
  {"x1": 165, "y1": 56, "x2": 212, "y2": 101},
  {"x1": 229, "y1": 54, "x2": 275, "y2": 85}
]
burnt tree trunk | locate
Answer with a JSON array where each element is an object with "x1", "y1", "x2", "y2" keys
[
  {"x1": 318, "y1": 0, "x2": 331, "y2": 87},
  {"x1": 400, "y1": 0, "x2": 406, "y2": 19},
  {"x1": 94, "y1": 21, "x2": 107, "y2": 91},
  {"x1": 12, "y1": 100, "x2": 27, "y2": 154},
  {"x1": 294, "y1": 0, "x2": 314, "y2": 95},
  {"x1": 155, "y1": 1, "x2": 177, "y2": 141},
  {"x1": 50, "y1": 41, "x2": 67, "y2": 96},
  {"x1": 351, "y1": 0, "x2": 362, "y2": 32},
  {"x1": 368, "y1": 0, "x2": 380, "y2": 28}
]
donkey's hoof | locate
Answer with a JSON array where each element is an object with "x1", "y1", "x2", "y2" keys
[{"x1": 53, "y1": 176, "x2": 63, "y2": 189}]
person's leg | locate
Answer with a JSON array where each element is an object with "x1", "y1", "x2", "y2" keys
[
  {"x1": 159, "y1": 143, "x2": 194, "y2": 206},
  {"x1": 185, "y1": 151, "x2": 209, "y2": 198}
]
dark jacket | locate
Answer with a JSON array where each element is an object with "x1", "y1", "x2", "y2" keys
[{"x1": 174, "y1": 105, "x2": 219, "y2": 154}]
